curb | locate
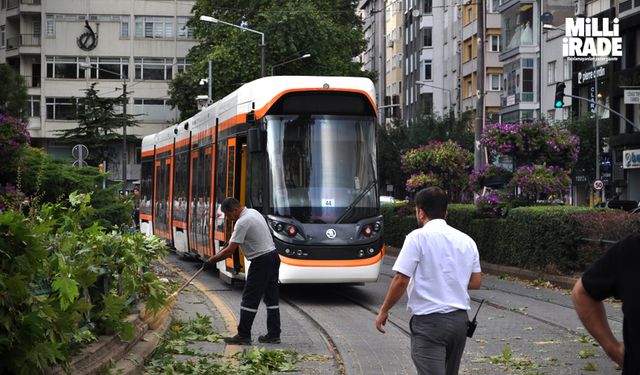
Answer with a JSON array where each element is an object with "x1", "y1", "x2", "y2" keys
[
  {"x1": 384, "y1": 245, "x2": 579, "y2": 290},
  {"x1": 45, "y1": 314, "x2": 162, "y2": 375},
  {"x1": 112, "y1": 311, "x2": 172, "y2": 374}
]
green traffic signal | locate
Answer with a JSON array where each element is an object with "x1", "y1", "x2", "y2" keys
[{"x1": 554, "y1": 82, "x2": 566, "y2": 108}]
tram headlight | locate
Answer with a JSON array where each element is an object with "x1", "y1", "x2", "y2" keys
[
  {"x1": 286, "y1": 225, "x2": 298, "y2": 237},
  {"x1": 368, "y1": 247, "x2": 375, "y2": 254},
  {"x1": 373, "y1": 221, "x2": 381, "y2": 232},
  {"x1": 274, "y1": 222, "x2": 284, "y2": 232},
  {"x1": 358, "y1": 249, "x2": 365, "y2": 257},
  {"x1": 361, "y1": 225, "x2": 373, "y2": 237}
]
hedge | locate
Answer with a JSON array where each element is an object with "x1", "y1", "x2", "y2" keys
[{"x1": 381, "y1": 202, "x2": 640, "y2": 274}]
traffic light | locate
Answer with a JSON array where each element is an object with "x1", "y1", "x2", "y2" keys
[
  {"x1": 554, "y1": 82, "x2": 566, "y2": 108},
  {"x1": 98, "y1": 163, "x2": 104, "y2": 173}
]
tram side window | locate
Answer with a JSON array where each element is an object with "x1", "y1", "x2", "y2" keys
[
  {"x1": 249, "y1": 153, "x2": 265, "y2": 208},
  {"x1": 173, "y1": 151, "x2": 188, "y2": 223},
  {"x1": 215, "y1": 140, "x2": 227, "y2": 233},
  {"x1": 140, "y1": 158, "x2": 153, "y2": 216}
]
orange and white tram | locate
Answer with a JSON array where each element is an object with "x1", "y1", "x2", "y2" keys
[{"x1": 140, "y1": 76, "x2": 384, "y2": 283}]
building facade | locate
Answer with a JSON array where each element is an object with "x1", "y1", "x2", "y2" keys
[{"x1": 0, "y1": 0, "x2": 196, "y2": 190}]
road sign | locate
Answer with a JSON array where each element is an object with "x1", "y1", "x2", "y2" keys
[
  {"x1": 592, "y1": 179, "x2": 604, "y2": 191},
  {"x1": 72, "y1": 160, "x2": 89, "y2": 168},
  {"x1": 624, "y1": 90, "x2": 640, "y2": 104},
  {"x1": 72, "y1": 144, "x2": 89, "y2": 159}
]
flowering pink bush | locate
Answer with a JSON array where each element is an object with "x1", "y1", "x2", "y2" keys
[
  {"x1": 0, "y1": 114, "x2": 30, "y2": 159},
  {"x1": 481, "y1": 120, "x2": 579, "y2": 169},
  {"x1": 401, "y1": 140, "x2": 472, "y2": 198},
  {"x1": 405, "y1": 172, "x2": 442, "y2": 192},
  {"x1": 508, "y1": 164, "x2": 571, "y2": 199},
  {"x1": 476, "y1": 191, "x2": 509, "y2": 217},
  {"x1": 469, "y1": 164, "x2": 513, "y2": 192}
]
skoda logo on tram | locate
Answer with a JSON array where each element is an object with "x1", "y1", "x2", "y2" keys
[{"x1": 325, "y1": 229, "x2": 337, "y2": 239}]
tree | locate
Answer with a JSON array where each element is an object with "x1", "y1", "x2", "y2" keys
[
  {"x1": 0, "y1": 65, "x2": 28, "y2": 120},
  {"x1": 377, "y1": 112, "x2": 474, "y2": 199},
  {"x1": 169, "y1": 0, "x2": 372, "y2": 121},
  {"x1": 557, "y1": 114, "x2": 611, "y2": 184},
  {"x1": 56, "y1": 83, "x2": 137, "y2": 166}
]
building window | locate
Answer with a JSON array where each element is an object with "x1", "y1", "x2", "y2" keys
[
  {"x1": 176, "y1": 58, "x2": 191, "y2": 74},
  {"x1": 87, "y1": 57, "x2": 129, "y2": 79},
  {"x1": 135, "y1": 16, "x2": 174, "y2": 39},
  {"x1": 522, "y1": 59, "x2": 534, "y2": 102},
  {"x1": 466, "y1": 79, "x2": 472, "y2": 98},
  {"x1": 489, "y1": 74, "x2": 501, "y2": 91},
  {"x1": 563, "y1": 58, "x2": 571, "y2": 81},
  {"x1": 46, "y1": 97, "x2": 76, "y2": 120},
  {"x1": 177, "y1": 17, "x2": 194, "y2": 39},
  {"x1": 134, "y1": 58, "x2": 173, "y2": 80},
  {"x1": 424, "y1": 0, "x2": 432, "y2": 14},
  {"x1": 421, "y1": 93, "x2": 433, "y2": 114},
  {"x1": 488, "y1": 0, "x2": 500, "y2": 13},
  {"x1": 424, "y1": 60, "x2": 432, "y2": 80},
  {"x1": 423, "y1": 27, "x2": 432, "y2": 47},
  {"x1": 46, "y1": 56, "x2": 86, "y2": 79},
  {"x1": 46, "y1": 15, "x2": 55, "y2": 36},
  {"x1": 133, "y1": 98, "x2": 172, "y2": 122},
  {"x1": 0, "y1": 26, "x2": 4, "y2": 48},
  {"x1": 502, "y1": 3, "x2": 535, "y2": 50},
  {"x1": 466, "y1": 7, "x2": 473, "y2": 24},
  {"x1": 547, "y1": 61, "x2": 556, "y2": 84},
  {"x1": 28, "y1": 95, "x2": 40, "y2": 118},
  {"x1": 121, "y1": 18, "x2": 129, "y2": 38},
  {"x1": 489, "y1": 35, "x2": 500, "y2": 52}
]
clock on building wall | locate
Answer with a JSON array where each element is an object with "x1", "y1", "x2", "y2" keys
[{"x1": 77, "y1": 21, "x2": 98, "y2": 51}]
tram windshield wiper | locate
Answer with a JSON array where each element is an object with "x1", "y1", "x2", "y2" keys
[{"x1": 336, "y1": 155, "x2": 377, "y2": 224}]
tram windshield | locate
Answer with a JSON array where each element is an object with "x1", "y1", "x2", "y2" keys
[{"x1": 266, "y1": 115, "x2": 378, "y2": 224}]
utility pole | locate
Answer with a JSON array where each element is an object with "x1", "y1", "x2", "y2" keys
[
  {"x1": 122, "y1": 81, "x2": 127, "y2": 190},
  {"x1": 474, "y1": 0, "x2": 485, "y2": 169}
]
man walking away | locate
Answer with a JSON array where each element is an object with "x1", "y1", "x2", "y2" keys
[
  {"x1": 375, "y1": 186, "x2": 482, "y2": 375},
  {"x1": 572, "y1": 234, "x2": 640, "y2": 374},
  {"x1": 206, "y1": 197, "x2": 281, "y2": 345}
]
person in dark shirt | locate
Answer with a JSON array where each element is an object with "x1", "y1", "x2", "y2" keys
[{"x1": 572, "y1": 234, "x2": 640, "y2": 374}]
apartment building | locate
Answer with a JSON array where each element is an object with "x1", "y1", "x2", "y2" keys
[
  {"x1": 403, "y1": 0, "x2": 454, "y2": 120},
  {"x1": 358, "y1": 0, "x2": 386, "y2": 124},
  {"x1": 0, "y1": 0, "x2": 196, "y2": 190},
  {"x1": 460, "y1": 0, "x2": 502, "y2": 122},
  {"x1": 383, "y1": 0, "x2": 402, "y2": 125},
  {"x1": 597, "y1": 0, "x2": 640, "y2": 202}
]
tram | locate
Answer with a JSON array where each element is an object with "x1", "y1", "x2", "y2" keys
[{"x1": 140, "y1": 76, "x2": 384, "y2": 283}]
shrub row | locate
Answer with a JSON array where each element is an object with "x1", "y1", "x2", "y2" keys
[{"x1": 382, "y1": 203, "x2": 640, "y2": 274}]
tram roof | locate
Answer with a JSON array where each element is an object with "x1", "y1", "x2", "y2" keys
[{"x1": 199, "y1": 75, "x2": 376, "y2": 124}]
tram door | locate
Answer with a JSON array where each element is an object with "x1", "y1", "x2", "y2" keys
[{"x1": 215, "y1": 137, "x2": 247, "y2": 276}]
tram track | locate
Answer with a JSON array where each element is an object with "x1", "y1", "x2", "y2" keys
[
  {"x1": 280, "y1": 295, "x2": 347, "y2": 375},
  {"x1": 378, "y1": 268, "x2": 617, "y2": 337}
]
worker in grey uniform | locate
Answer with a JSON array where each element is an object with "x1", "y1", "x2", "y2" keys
[{"x1": 206, "y1": 197, "x2": 281, "y2": 344}]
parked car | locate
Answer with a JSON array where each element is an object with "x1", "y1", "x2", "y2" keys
[{"x1": 379, "y1": 195, "x2": 395, "y2": 205}]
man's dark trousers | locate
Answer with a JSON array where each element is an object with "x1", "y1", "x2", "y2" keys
[
  {"x1": 410, "y1": 309, "x2": 468, "y2": 375},
  {"x1": 238, "y1": 250, "x2": 281, "y2": 338}
]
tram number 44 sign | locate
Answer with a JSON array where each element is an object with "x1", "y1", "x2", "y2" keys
[{"x1": 592, "y1": 179, "x2": 604, "y2": 191}]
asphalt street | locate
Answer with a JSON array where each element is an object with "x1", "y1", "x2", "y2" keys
[{"x1": 155, "y1": 251, "x2": 624, "y2": 374}]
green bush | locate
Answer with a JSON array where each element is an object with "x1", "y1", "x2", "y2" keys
[
  {"x1": 0, "y1": 192, "x2": 169, "y2": 374},
  {"x1": 381, "y1": 201, "x2": 639, "y2": 274},
  {"x1": 381, "y1": 203, "x2": 417, "y2": 248}
]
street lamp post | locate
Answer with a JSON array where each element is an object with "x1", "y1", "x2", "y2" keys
[
  {"x1": 199, "y1": 15, "x2": 266, "y2": 77},
  {"x1": 80, "y1": 62, "x2": 129, "y2": 189},
  {"x1": 271, "y1": 53, "x2": 311, "y2": 75},
  {"x1": 415, "y1": 81, "x2": 455, "y2": 136}
]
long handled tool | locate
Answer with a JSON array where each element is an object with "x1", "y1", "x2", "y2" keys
[{"x1": 141, "y1": 260, "x2": 208, "y2": 329}]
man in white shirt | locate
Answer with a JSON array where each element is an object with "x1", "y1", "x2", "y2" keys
[
  {"x1": 376, "y1": 187, "x2": 482, "y2": 375},
  {"x1": 207, "y1": 197, "x2": 281, "y2": 345}
]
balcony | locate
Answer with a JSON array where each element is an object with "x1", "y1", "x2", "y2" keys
[
  {"x1": 5, "y1": 34, "x2": 41, "y2": 56},
  {"x1": 22, "y1": 75, "x2": 41, "y2": 88},
  {"x1": 6, "y1": 0, "x2": 41, "y2": 16}
]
